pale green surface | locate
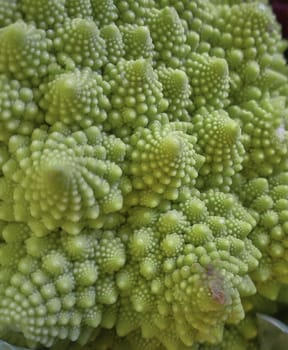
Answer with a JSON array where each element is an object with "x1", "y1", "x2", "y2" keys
[{"x1": 0, "y1": 0, "x2": 287, "y2": 349}]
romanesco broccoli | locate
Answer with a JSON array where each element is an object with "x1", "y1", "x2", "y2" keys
[{"x1": 0, "y1": 0, "x2": 287, "y2": 349}]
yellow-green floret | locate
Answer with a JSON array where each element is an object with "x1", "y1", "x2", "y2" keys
[
  {"x1": 103, "y1": 58, "x2": 168, "y2": 136},
  {"x1": 0, "y1": 226, "x2": 125, "y2": 348},
  {"x1": 0, "y1": 0, "x2": 287, "y2": 349},
  {"x1": 0, "y1": 21, "x2": 54, "y2": 82},
  {"x1": 234, "y1": 173, "x2": 288, "y2": 300},
  {"x1": 115, "y1": 191, "x2": 260, "y2": 347},
  {"x1": 0, "y1": 75, "x2": 43, "y2": 142},
  {"x1": 125, "y1": 121, "x2": 204, "y2": 205},
  {"x1": 0, "y1": 127, "x2": 126, "y2": 235},
  {"x1": 39, "y1": 69, "x2": 111, "y2": 128},
  {"x1": 53, "y1": 18, "x2": 107, "y2": 70}
]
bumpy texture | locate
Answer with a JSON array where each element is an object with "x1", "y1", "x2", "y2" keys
[
  {"x1": 0, "y1": 126, "x2": 125, "y2": 236},
  {"x1": 0, "y1": 1, "x2": 287, "y2": 350}
]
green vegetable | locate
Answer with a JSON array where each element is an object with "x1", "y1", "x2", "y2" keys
[{"x1": 0, "y1": 0, "x2": 287, "y2": 349}]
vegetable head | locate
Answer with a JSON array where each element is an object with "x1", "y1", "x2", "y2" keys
[{"x1": 0, "y1": 1, "x2": 287, "y2": 349}]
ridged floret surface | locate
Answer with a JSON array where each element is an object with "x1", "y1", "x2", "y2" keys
[
  {"x1": 0, "y1": 1, "x2": 287, "y2": 350},
  {"x1": 0, "y1": 127, "x2": 126, "y2": 236}
]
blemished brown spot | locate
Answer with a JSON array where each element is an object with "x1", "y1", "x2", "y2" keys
[
  {"x1": 206, "y1": 264, "x2": 228, "y2": 305},
  {"x1": 208, "y1": 278, "x2": 227, "y2": 305}
]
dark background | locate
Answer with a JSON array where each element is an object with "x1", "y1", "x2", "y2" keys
[
  {"x1": 271, "y1": 0, "x2": 288, "y2": 38},
  {"x1": 270, "y1": 0, "x2": 288, "y2": 60}
]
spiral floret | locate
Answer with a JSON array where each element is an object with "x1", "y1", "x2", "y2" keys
[
  {"x1": 39, "y1": 69, "x2": 111, "y2": 128},
  {"x1": 53, "y1": 18, "x2": 107, "y2": 70},
  {"x1": 0, "y1": 21, "x2": 54, "y2": 81},
  {"x1": 91, "y1": 0, "x2": 118, "y2": 27},
  {"x1": 185, "y1": 53, "x2": 230, "y2": 109},
  {"x1": 157, "y1": 66, "x2": 194, "y2": 122},
  {"x1": 103, "y1": 59, "x2": 168, "y2": 136},
  {"x1": 0, "y1": 127, "x2": 126, "y2": 235},
  {"x1": 100, "y1": 24, "x2": 125, "y2": 64},
  {"x1": 237, "y1": 173, "x2": 288, "y2": 300},
  {"x1": 0, "y1": 75, "x2": 43, "y2": 142},
  {"x1": 145, "y1": 7, "x2": 190, "y2": 68},
  {"x1": 229, "y1": 98, "x2": 288, "y2": 178},
  {"x1": 125, "y1": 121, "x2": 204, "y2": 206},
  {"x1": 215, "y1": 3, "x2": 282, "y2": 61},
  {"x1": 116, "y1": 192, "x2": 260, "y2": 346},
  {"x1": 192, "y1": 108, "x2": 245, "y2": 191},
  {"x1": 119, "y1": 24, "x2": 154, "y2": 60},
  {"x1": 20, "y1": 0, "x2": 67, "y2": 29},
  {"x1": 0, "y1": 227, "x2": 125, "y2": 347}
]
